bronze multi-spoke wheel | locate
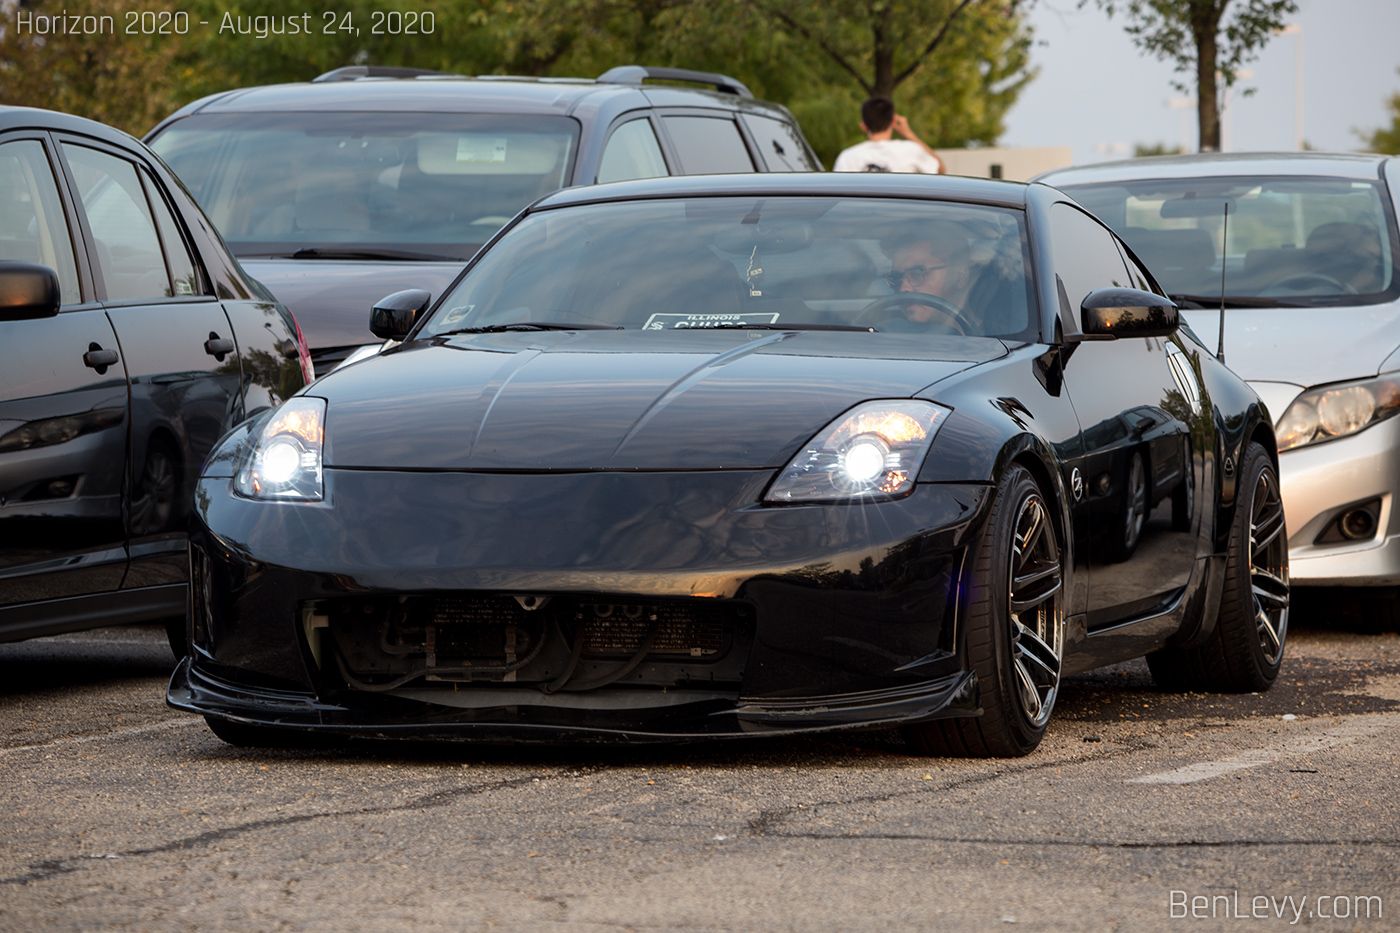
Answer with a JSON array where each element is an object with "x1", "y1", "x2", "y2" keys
[
  {"x1": 1148, "y1": 442, "x2": 1289, "y2": 691},
  {"x1": 905, "y1": 464, "x2": 1065, "y2": 757}
]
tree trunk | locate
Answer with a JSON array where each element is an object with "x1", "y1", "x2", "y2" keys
[
  {"x1": 1192, "y1": 1, "x2": 1224, "y2": 151},
  {"x1": 872, "y1": 3, "x2": 895, "y2": 98}
]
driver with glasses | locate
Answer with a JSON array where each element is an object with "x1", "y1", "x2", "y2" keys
[{"x1": 878, "y1": 229, "x2": 975, "y2": 333}]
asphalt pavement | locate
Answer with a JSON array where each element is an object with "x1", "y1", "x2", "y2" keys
[{"x1": 1, "y1": 620, "x2": 1396, "y2": 932}]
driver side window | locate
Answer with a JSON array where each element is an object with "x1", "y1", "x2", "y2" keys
[
  {"x1": 0, "y1": 140, "x2": 81, "y2": 304},
  {"x1": 597, "y1": 119, "x2": 669, "y2": 184}
]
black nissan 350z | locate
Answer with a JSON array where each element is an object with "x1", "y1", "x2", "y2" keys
[{"x1": 169, "y1": 172, "x2": 1289, "y2": 756}]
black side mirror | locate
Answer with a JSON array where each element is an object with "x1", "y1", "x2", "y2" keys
[
  {"x1": 369, "y1": 289, "x2": 432, "y2": 340},
  {"x1": 0, "y1": 261, "x2": 61, "y2": 321},
  {"x1": 1078, "y1": 288, "x2": 1178, "y2": 340}
]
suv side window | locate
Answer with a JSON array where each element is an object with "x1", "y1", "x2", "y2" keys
[
  {"x1": 0, "y1": 139, "x2": 81, "y2": 304},
  {"x1": 741, "y1": 114, "x2": 817, "y2": 172},
  {"x1": 62, "y1": 144, "x2": 173, "y2": 302},
  {"x1": 597, "y1": 118, "x2": 669, "y2": 184},
  {"x1": 661, "y1": 116, "x2": 755, "y2": 175}
]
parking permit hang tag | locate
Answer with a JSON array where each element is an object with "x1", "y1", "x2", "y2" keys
[
  {"x1": 642, "y1": 313, "x2": 781, "y2": 330},
  {"x1": 456, "y1": 136, "x2": 508, "y2": 163}
]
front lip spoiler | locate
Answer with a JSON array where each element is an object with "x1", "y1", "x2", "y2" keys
[{"x1": 167, "y1": 659, "x2": 978, "y2": 744}]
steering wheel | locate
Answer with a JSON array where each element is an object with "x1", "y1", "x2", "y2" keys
[
  {"x1": 1260, "y1": 272, "x2": 1358, "y2": 296},
  {"x1": 855, "y1": 292, "x2": 969, "y2": 335}
]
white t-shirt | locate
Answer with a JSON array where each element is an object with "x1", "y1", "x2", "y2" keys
[{"x1": 832, "y1": 139, "x2": 943, "y2": 174}]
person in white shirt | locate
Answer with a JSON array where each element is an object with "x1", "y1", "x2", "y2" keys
[{"x1": 832, "y1": 96, "x2": 945, "y2": 175}]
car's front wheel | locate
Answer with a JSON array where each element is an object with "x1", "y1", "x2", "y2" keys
[{"x1": 905, "y1": 464, "x2": 1065, "y2": 757}]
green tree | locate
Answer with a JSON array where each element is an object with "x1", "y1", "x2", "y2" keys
[
  {"x1": 1081, "y1": 0, "x2": 1297, "y2": 152},
  {"x1": 1134, "y1": 141, "x2": 1184, "y2": 156},
  {"x1": 1360, "y1": 70, "x2": 1400, "y2": 155}
]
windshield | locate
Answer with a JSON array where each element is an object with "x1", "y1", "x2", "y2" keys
[
  {"x1": 1062, "y1": 176, "x2": 1400, "y2": 306},
  {"x1": 149, "y1": 111, "x2": 580, "y2": 262},
  {"x1": 419, "y1": 197, "x2": 1036, "y2": 339}
]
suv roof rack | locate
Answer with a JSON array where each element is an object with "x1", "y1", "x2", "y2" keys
[
  {"x1": 313, "y1": 65, "x2": 451, "y2": 83},
  {"x1": 596, "y1": 65, "x2": 753, "y2": 99}
]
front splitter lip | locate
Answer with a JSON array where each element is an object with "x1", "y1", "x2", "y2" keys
[{"x1": 168, "y1": 658, "x2": 978, "y2": 745}]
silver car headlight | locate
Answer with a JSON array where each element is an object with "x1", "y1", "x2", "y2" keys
[
  {"x1": 235, "y1": 397, "x2": 326, "y2": 500},
  {"x1": 765, "y1": 400, "x2": 950, "y2": 503},
  {"x1": 1275, "y1": 374, "x2": 1400, "y2": 452}
]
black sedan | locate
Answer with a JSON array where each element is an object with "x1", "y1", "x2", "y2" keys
[
  {"x1": 170, "y1": 173, "x2": 1288, "y2": 756},
  {"x1": 0, "y1": 106, "x2": 311, "y2": 653}
]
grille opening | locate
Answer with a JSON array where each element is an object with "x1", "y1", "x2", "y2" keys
[{"x1": 316, "y1": 593, "x2": 742, "y2": 691}]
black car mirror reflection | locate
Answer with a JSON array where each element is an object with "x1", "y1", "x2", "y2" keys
[
  {"x1": 1077, "y1": 287, "x2": 1179, "y2": 341},
  {"x1": 0, "y1": 261, "x2": 61, "y2": 321},
  {"x1": 369, "y1": 289, "x2": 432, "y2": 340}
]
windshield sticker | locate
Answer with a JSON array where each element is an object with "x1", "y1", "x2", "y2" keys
[
  {"x1": 643, "y1": 312, "x2": 781, "y2": 330},
  {"x1": 456, "y1": 136, "x2": 507, "y2": 163},
  {"x1": 441, "y1": 305, "x2": 474, "y2": 325}
]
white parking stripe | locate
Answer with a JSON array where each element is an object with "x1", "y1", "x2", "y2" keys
[
  {"x1": 1126, "y1": 722, "x2": 1366, "y2": 785},
  {"x1": 0, "y1": 717, "x2": 200, "y2": 757}
]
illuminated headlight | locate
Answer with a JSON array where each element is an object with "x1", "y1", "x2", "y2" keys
[
  {"x1": 235, "y1": 397, "x2": 326, "y2": 500},
  {"x1": 765, "y1": 400, "x2": 950, "y2": 503},
  {"x1": 1275, "y1": 375, "x2": 1400, "y2": 452}
]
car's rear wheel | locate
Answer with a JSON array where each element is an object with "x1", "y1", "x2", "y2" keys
[
  {"x1": 1147, "y1": 442, "x2": 1289, "y2": 691},
  {"x1": 1107, "y1": 450, "x2": 1148, "y2": 562},
  {"x1": 905, "y1": 464, "x2": 1065, "y2": 757}
]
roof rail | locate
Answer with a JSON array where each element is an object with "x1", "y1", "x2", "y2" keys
[
  {"x1": 312, "y1": 65, "x2": 450, "y2": 83},
  {"x1": 596, "y1": 65, "x2": 753, "y2": 99}
]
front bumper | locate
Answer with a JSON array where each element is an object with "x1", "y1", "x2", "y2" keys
[
  {"x1": 174, "y1": 468, "x2": 992, "y2": 741},
  {"x1": 1281, "y1": 414, "x2": 1400, "y2": 586}
]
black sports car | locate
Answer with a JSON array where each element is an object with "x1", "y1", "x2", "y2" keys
[{"x1": 169, "y1": 173, "x2": 1289, "y2": 756}]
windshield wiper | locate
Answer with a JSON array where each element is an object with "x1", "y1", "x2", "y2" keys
[
  {"x1": 437, "y1": 322, "x2": 625, "y2": 335},
  {"x1": 1169, "y1": 293, "x2": 1311, "y2": 309},
  {"x1": 281, "y1": 247, "x2": 464, "y2": 262}
]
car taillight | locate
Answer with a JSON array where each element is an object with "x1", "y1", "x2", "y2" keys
[{"x1": 293, "y1": 316, "x2": 315, "y2": 384}]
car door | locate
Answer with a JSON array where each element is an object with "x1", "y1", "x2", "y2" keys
[
  {"x1": 1048, "y1": 202, "x2": 1199, "y2": 629},
  {"x1": 0, "y1": 134, "x2": 130, "y2": 621},
  {"x1": 57, "y1": 139, "x2": 245, "y2": 591}
]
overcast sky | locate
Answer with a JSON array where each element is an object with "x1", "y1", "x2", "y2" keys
[{"x1": 1001, "y1": 0, "x2": 1400, "y2": 164}]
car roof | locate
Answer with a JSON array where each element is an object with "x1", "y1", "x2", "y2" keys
[
  {"x1": 1038, "y1": 151, "x2": 1392, "y2": 186},
  {"x1": 0, "y1": 105, "x2": 144, "y2": 148},
  {"x1": 530, "y1": 172, "x2": 1032, "y2": 210}
]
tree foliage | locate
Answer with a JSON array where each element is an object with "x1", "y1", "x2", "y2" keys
[
  {"x1": 1360, "y1": 71, "x2": 1400, "y2": 155},
  {"x1": 1081, "y1": 0, "x2": 1297, "y2": 152},
  {"x1": 1, "y1": 0, "x2": 1034, "y2": 166}
]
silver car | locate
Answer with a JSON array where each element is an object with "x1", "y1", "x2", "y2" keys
[{"x1": 1039, "y1": 153, "x2": 1400, "y2": 629}]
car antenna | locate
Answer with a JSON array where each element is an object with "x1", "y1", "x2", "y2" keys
[{"x1": 1216, "y1": 200, "x2": 1229, "y2": 365}]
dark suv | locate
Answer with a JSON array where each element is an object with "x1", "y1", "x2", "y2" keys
[{"x1": 146, "y1": 65, "x2": 820, "y2": 372}]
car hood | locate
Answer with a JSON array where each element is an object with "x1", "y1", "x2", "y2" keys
[
  {"x1": 1180, "y1": 305, "x2": 1400, "y2": 389},
  {"x1": 238, "y1": 258, "x2": 467, "y2": 352},
  {"x1": 317, "y1": 330, "x2": 1006, "y2": 470}
]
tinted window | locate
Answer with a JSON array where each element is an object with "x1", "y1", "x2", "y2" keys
[
  {"x1": 63, "y1": 145, "x2": 170, "y2": 302},
  {"x1": 742, "y1": 114, "x2": 818, "y2": 172},
  {"x1": 597, "y1": 119, "x2": 669, "y2": 184},
  {"x1": 140, "y1": 170, "x2": 201, "y2": 297},
  {"x1": 424, "y1": 196, "x2": 1035, "y2": 340},
  {"x1": 1064, "y1": 176, "x2": 1399, "y2": 305},
  {"x1": 149, "y1": 112, "x2": 580, "y2": 261},
  {"x1": 662, "y1": 117, "x2": 755, "y2": 175},
  {"x1": 0, "y1": 140, "x2": 81, "y2": 304},
  {"x1": 1048, "y1": 203, "x2": 1132, "y2": 318}
]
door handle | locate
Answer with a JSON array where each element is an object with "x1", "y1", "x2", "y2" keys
[
  {"x1": 83, "y1": 342, "x2": 119, "y2": 374},
  {"x1": 204, "y1": 332, "x2": 235, "y2": 361}
]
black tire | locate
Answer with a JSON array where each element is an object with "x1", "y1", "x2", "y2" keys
[
  {"x1": 205, "y1": 716, "x2": 341, "y2": 749},
  {"x1": 904, "y1": 464, "x2": 1065, "y2": 757},
  {"x1": 1106, "y1": 450, "x2": 1148, "y2": 562},
  {"x1": 1147, "y1": 442, "x2": 1289, "y2": 691}
]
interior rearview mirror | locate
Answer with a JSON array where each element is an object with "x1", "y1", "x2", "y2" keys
[
  {"x1": 0, "y1": 261, "x2": 61, "y2": 321},
  {"x1": 369, "y1": 289, "x2": 432, "y2": 340},
  {"x1": 1079, "y1": 287, "x2": 1179, "y2": 340}
]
